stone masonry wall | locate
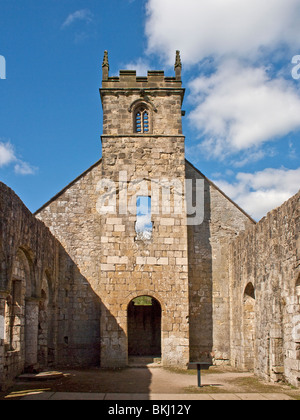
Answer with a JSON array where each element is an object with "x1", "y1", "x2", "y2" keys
[
  {"x1": 0, "y1": 182, "x2": 59, "y2": 387},
  {"x1": 98, "y1": 69, "x2": 189, "y2": 368},
  {"x1": 100, "y1": 135, "x2": 189, "y2": 368},
  {"x1": 186, "y1": 162, "x2": 255, "y2": 364},
  {"x1": 36, "y1": 67, "x2": 258, "y2": 369},
  {"x1": 36, "y1": 161, "x2": 103, "y2": 291},
  {"x1": 229, "y1": 191, "x2": 300, "y2": 387},
  {"x1": 35, "y1": 164, "x2": 103, "y2": 368},
  {"x1": 35, "y1": 155, "x2": 256, "y2": 369},
  {"x1": 0, "y1": 182, "x2": 101, "y2": 389},
  {"x1": 101, "y1": 72, "x2": 183, "y2": 137}
]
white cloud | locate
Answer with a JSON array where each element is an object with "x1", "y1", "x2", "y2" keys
[
  {"x1": 145, "y1": 0, "x2": 300, "y2": 64},
  {"x1": 14, "y1": 161, "x2": 37, "y2": 176},
  {"x1": 61, "y1": 9, "x2": 93, "y2": 29},
  {"x1": 213, "y1": 167, "x2": 300, "y2": 220},
  {"x1": 0, "y1": 140, "x2": 37, "y2": 175},
  {"x1": 144, "y1": 0, "x2": 300, "y2": 166},
  {"x1": 0, "y1": 141, "x2": 16, "y2": 167},
  {"x1": 124, "y1": 58, "x2": 150, "y2": 76},
  {"x1": 187, "y1": 60, "x2": 300, "y2": 161},
  {"x1": 143, "y1": 0, "x2": 300, "y2": 220},
  {"x1": 288, "y1": 141, "x2": 297, "y2": 160},
  {"x1": 136, "y1": 214, "x2": 152, "y2": 233}
]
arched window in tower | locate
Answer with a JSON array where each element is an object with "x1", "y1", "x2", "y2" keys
[{"x1": 135, "y1": 106, "x2": 150, "y2": 134}]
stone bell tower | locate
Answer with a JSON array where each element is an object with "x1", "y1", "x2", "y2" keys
[{"x1": 98, "y1": 51, "x2": 189, "y2": 368}]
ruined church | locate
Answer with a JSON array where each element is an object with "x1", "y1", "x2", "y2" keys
[{"x1": 0, "y1": 51, "x2": 299, "y2": 389}]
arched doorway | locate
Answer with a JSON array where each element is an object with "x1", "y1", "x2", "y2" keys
[
  {"x1": 294, "y1": 275, "x2": 300, "y2": 350},
  {"x1": 243, "y1": 283, "x2": 256, "y2": 371},
  {"x1": 296, "y1": 275, "x2": 300, "y2": 301},
  {"x1": 6, "y1": 249, "x2": 29, "y2": 353},
  {"x1": 127, "y1": 296, "x2": 161, "y2": 358},
  {"x1": 38, "y1": 272, "x2": 55, "y2": 368}
]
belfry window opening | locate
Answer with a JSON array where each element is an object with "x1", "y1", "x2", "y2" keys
[{"x1": 135, "y1": 107, "x2": 150, "y2": 133}]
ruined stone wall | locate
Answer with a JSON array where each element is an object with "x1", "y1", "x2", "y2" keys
[
  {"x1": 0, "y1": 182, "x2": 101, "y2": 389},
  {"x1": 186, "y1": 162, "x2": 255, "y2": 364},
  {"x1": 36, "y1": 67, "x2": 256, "y2": 369},
  {"x1": 55, "y1": 247, "x2": 101, "y2": 368},
  {"x1": 37, "y1": 144, "x2": 190, "y2": 368},
  {"x1": 35, "y1": 155, "x2": 256, "y2": 369},
  {"x1": 36, "y1": 161, "x2": 103, "y2": 288},
  {"x1": 0, "y1": 183, "x2": 59, "y2": 294},
  {"x1": 36, "y1": 162, "x2": 103, "y2": 367},
  {"x1": 100, "y1": 135, "x2": 189, "y2": 368},
  {"x1": 0, "y1": 182, "x2": 59, "y2": 387},
  {"x1": 229, "y1": 191, "x2": 300, "y2": 387}
]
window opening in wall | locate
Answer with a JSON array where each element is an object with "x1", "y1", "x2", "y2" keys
[
  {"x1": 135, "y1": 196, "x2": 153, "y2": 241},
  {"x1": 244, "y1": 282, "x2": 255, "y2": 300},
  {"x1": 135, "y1": 107, "x2": 150, "y2": 133}
]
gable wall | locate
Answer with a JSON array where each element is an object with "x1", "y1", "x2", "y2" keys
[{"x1": 186, "y1": 162, "x2": 255, "y2": 363}]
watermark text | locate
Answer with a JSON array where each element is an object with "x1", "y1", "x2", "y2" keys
[{"x1": 96, "y1": 172, "x2": 205, "y2": 226}]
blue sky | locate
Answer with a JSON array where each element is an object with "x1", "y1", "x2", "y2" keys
[{"x1": 0, "y1": 0, "x2": 299, "y2": 220}]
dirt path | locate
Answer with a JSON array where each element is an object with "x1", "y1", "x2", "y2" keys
[{"x1": 1, "y1": 366, "x2": 299, "y2": 400}]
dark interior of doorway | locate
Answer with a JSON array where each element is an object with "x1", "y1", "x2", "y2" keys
[{"x1": 128, "y1": 296, "x2": 161, "y2": 358}]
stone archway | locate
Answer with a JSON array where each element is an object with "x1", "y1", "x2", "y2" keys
[
  {"x1": 38, "y1": 272, "x2": 55, "y2": 368},
  {"x1": 6, "y1": 248, "x2": 30, "y2": 353},
  {"x1": 294, "y1": 275, "x2": 300, "y2": 353},
  {"x1": 243, "y1": 283, "x2": 256, "y2": 371},
  {"x1": 127, "y1": 296, "x2": 161, "y2": 358},
  {"x1": 296, "y1": 275, "x2": 300, "y2": 301}
]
